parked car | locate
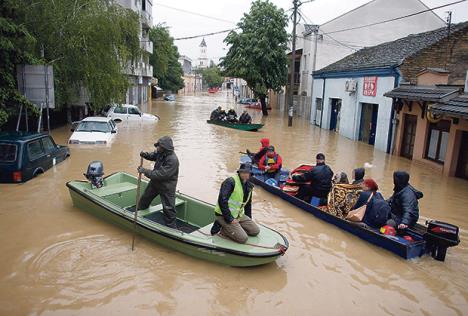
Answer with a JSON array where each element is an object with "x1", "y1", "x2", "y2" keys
[
  {"x1": 68, "y1": 117, "x2": 117, "y2": 145},
  {"x1": 0, "y1": 132, "x2": 70, "y2": 183},
  {"x1": 107, "y1": 104, "x2": 158, "y2": 123},
  {"x1": 164, "y1": 95, "x2": 176, "y2": 101},
  {"x1": 239, "y1": 98, "x2": 257, "y2": 104}
]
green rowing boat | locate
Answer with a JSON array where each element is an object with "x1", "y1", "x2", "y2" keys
[
  {"x1": 207, "y1": 120, "x2": 264, "y2": 131},
  {"x1": 67, "y1": 171, "x2": 288, "y2": 266}
]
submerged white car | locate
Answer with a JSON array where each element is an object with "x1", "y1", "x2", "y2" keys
[
  {"x1": 107, "y1": 104, "x2": 158, "y2": 122},
  {"x1": 68, "y1": 117, "x2": 117, "y2": 145}
]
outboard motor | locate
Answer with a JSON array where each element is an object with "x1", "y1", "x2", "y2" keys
[
  {"x1": 424, "y1": 220, "x2": 460, "y2": 261},
  {"x1": 84, "y1": 161, "x2": 104, "y2": 188}
]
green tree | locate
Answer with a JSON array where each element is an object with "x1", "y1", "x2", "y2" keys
[
  {"x1": 22, "y1": 0, "x2": 141, "y2": 116},
  {"x1": 149, "y1": 25, "x2": 184, "y2": 92},
  {"x1": 0, "y1": 0, "x2": 37, "y2": 128},
  {"x1": 221, "y1": 0, "x2": 289, "y2": 115},
  {"x1": 201, "y1": 66, "x2": 224, "y2": 88}
]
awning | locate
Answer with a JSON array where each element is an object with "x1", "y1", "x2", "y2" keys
[
  {"x1": 431, "y1": 94, "x2": 468, "y2": 118},
  {"x1": 384, "y1": 84, "x2": 460, "y2": 102}
]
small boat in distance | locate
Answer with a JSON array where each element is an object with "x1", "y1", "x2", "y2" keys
[
  {"x1": 207, "y1": 120, "x2": 264, "y2": 132},
  {"x1": 67, "y1": 170, "x2": 288, "y2": 266}
]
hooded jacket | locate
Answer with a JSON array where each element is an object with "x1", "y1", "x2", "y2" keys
[
  {"x1": 387, "y1": 171, "x2": 423, "y2": 227},
  {"x1": 253, "y1": 138, "x2": 270, "y2": 163},
  {"x1": 141, "y1": 136, "x2": 179, "y2": 193},
  {"x1": 352, "y1": 168, "x2": 365, "y2": 185}
]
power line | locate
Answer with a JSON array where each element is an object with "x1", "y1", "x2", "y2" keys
[
  {"x1": 323, "y1": 0, "x2": 467, "y2": 35},
  {"x1": 154, "y1": 2, "x2": 237, "y2": 24},
  {"x1": 298, "y1": 9, "x2": 360, "y2": 51},
  {"x1": 174, "y1": 28, "x2": 238, "y2": 41}
]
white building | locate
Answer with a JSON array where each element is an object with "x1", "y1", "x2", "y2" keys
[
  {"x1": 287, "y1": 0, "x2": 446, "y2": 118},
  {"x1": 310, "y1": 24, "x2": 463, "y2": 153},
  {"x1": 116, "y1": 0, "x2": 154, "y2": 112},
  {"x1": 197, "y1": 38, "x2": 209, "y2": 69}
]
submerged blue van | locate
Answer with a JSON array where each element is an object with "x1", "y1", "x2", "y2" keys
[{"x1": 0, "y1": 132, "x2": 70, "y2": 183}]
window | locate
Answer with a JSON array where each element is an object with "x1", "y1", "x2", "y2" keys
[
  {"x1": 42, "y1": 137, "x2": 56, "y2": 153},
  {"x1": 426, "y1": 120, "x2": 450, "y2": 163},
  {"x1": 76, "y1": 121, "x2": 112, "y2": 133},
  {"x1": 316, "y1": 98, "x2": 322, "y2": 111},
  {"x1": 0, "y1": 144, "x2": 17, "y2": 162},
  {"x1": 128, "y1": 107, "x2": 140, "y2": 115},
  {"x1": 109, "y1": 120, "x2": 116, "y2": 130},
  {"x1": 28, "y1": 140, "x2": 45, "y2": 161},
  {"x1": 113, "y1": 106, "x2": 127, "y2": 114}
]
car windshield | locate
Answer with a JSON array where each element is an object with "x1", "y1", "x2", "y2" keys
[
  {"x1": 0, "y1": 143, "x2": 17, "y2": 162},
  {"x1": 76, "y1": 121, "x2": 111, "y2": 133}
]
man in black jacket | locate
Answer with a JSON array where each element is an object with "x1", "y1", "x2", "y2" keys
[
  {"x1": 293, "y1": 153, "x2": 334, "y2": 205},
  {"x1": 387, "y1": 171, "x2": 423, "y2": 229},
  {"x1": 210, "y1": 163, "x2": 259, "y2": 243},
  {"x1": 137, "y1": 136, "x2": 179, "y2": 229}
]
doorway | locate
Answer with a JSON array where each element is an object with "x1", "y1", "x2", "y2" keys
[
  {"x1": 359, "y1": 103, "x2": 379, "y2": 145},
  {"x1": 401, "y1": 114, "x2": 417, "y2": 159},
  {"x1": 329, "y1": 98, "x2": 342, "y2": 132},
  {"x1": 456, "y1": 131, "x2": 468, "y2": 180}
]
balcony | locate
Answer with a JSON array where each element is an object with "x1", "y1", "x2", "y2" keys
[
  {"x1": 141, "y1": 39, "x2": 153, "y2": 54},
  {"x1": 140, "y1": 10, "x2": 152, "y2": 28}
]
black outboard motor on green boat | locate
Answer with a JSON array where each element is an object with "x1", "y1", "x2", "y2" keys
[
  {"x1": 424, "y1": 220, "x2": 460, "y2": 261},
  {"x1": 84, "y1": 161, "x2": 104, "y2": 188}
]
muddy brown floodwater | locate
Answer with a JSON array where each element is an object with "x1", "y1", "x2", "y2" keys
[{"x1": 1, "y1": 92, "x2": 467, "y2": 315}]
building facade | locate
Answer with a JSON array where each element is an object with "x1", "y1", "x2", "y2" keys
[
  {"x1": 116, "y1": 0, "x2": 154, "y2": 112},
  {"x1": 311, "y1": 22, "x2": 468, "y2": 154},
  {"x1": 385, "y1": 70, "x2": 468, "y2": 180},
  {"x1": 283, "y1": 0, "x2": 445, "y2": 119}
]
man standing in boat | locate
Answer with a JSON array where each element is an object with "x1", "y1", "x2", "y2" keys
[
  {"x1": 137, "y1": 136, "x2": 179, "y2": 229},
  {"x1": 210, "y1": 163, "x2": 260, "y2": 243}
]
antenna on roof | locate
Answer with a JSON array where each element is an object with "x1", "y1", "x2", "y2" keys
[{"x1": 445, "y1": 11, "x2": 453, "y2": 69}]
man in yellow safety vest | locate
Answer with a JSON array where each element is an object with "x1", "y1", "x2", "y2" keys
[{"x1": 210, "y1": 163, "x2": 260, "y2": 243}]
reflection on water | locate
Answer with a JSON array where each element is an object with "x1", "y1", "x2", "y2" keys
[{"x1": 0, "y1": 92, "x2": 467, "y2": 315}]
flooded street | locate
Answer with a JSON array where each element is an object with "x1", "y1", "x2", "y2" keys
[{"x1": 1, "y1": 93, "x2": 467, "y2": 315}]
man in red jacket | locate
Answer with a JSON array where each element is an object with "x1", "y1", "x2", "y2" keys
[
  {"x1": 247, "y1": 138, "x2": 270, "y2": 164},
  {"x1": 259, "y1": 146, "x2": 282, "y2": 179}
]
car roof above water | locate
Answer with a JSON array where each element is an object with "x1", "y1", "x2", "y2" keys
[
  {"x1": 0, "y1": 131, "x2": 48, "y2": 143},
  {"x1": 81, "y1": 116, "x2": 113, "y2": 122}
]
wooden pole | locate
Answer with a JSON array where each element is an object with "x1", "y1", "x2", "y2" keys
[{"x1": 132, "y1": 157, "x2": 144, "y2": 251}]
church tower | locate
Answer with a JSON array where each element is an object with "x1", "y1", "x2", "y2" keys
[{"x1": 197, "y1": 38, "x2": 209, "y2": 69}]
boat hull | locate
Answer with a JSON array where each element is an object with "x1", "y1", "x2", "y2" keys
[
  {"x1": 250, "y1": 175, "x2": 429, "y2": 260},
  {"x1": 67, "y1": 175, "x2": 286, "y2": 267},
  {"x1": 207, "y1": 120, "x2": 263, "y2": 131}
]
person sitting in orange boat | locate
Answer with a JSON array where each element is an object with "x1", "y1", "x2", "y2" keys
[
  {"x1": 258, "y1": 146, "x2": 282, "y2": 179},
  {"x1": 247, "y1": 138, "x2": 270, "y2": 164}
]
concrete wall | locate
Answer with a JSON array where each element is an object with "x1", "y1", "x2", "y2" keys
[
  {"x1": 311, "y1": 75, "x2": 395, "y2": 152},
  {"x1": 299, "y1": 0, "x2": 445, "y2": 97}
]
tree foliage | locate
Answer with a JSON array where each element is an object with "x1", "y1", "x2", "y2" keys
[
  {"x1": 22, "y1": 0, "x2": 141, "y2": 113},
  {"x1": 201, "y1": 66, "x2": 224, "y2": 88},
  {"x1": 0, "y1": 0, "x2": 37, "y2": 127},
  {"x1": 220, "y1": 0, "x2": 289, "y2": 115},
  {"x1": 149, "y1": 25, "x2": 184, "y2": 92}
]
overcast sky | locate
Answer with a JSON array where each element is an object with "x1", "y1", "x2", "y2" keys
[{"x1": 152, "y1": 0, "x2": 468, "y2": 63}]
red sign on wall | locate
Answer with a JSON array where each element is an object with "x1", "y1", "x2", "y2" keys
[{"x1": 363, "y1": 76, "x2": 378, "y2": 96}]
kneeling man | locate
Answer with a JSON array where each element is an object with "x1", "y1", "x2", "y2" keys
[{"x1": 211, "y1": 163, "x2": 260, "y2": 243}]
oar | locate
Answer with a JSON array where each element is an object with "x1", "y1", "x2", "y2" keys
[{"x1": 132, "y1": 157, "x2": 144, "y2": 251}]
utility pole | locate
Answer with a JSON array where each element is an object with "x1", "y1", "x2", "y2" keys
[{"x1": 288, "y1": 0, "x2": 299, "y2": 127}]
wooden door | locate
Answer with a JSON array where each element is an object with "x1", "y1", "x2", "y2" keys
[
  {"x1": 401, "y1": 114, "x2": 417, "y2": 159},
  {"x1": 456, "y1": 131, "x2": 468, "y2": 180}
]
